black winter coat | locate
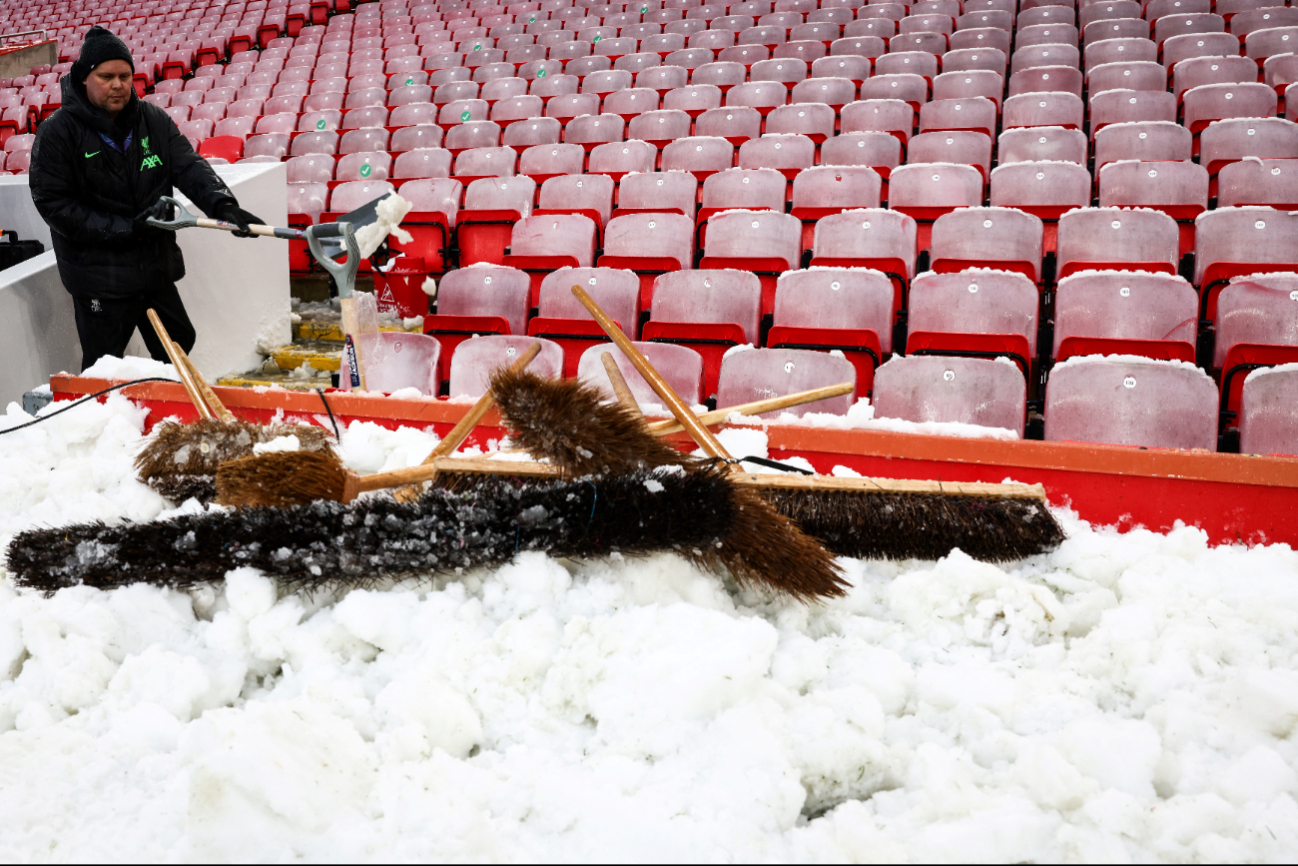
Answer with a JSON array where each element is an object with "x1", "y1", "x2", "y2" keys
[{"x1": 29, "y1": 76, "x2": 238, "y2": 300}]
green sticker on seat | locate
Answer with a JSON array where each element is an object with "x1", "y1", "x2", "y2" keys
[
  {"x1": 316, "y1": 118, "x2": 326, "y2": 129},
  {"x1": 406, "y1": 77, "x2": 414, "y2": 85},
  {"x1": 529, "y1": 16, "x2": 536, "y2": 22},
  {"x1": 537, "y1": 68, "x2": 547, "y2": 77},
  {"x1": 593, "y1": 34, "x2": 601, "y2": 41},
  {"x1": 360, "y1": 163, "x2": 372, "y2": 177},
  {"x1": 461, "y1": 110, "x2": 471, "y2": 121},
  {"x1": 641, "y1": 6, "x2": 648, "y2": 11},
  {"x1": 474, "y1": 43, "x2": 481, "y2": 50}
]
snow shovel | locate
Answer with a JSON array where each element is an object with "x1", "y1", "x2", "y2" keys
[{"x1": 147, "y1": 194, "x2": 396, "y2": 390}]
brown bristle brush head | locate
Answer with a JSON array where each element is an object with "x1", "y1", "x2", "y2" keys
[
  {"x1": 488, "y1": 367, "x2": 690, "y2": 477},
  {"x1": 135, "y1": 419, "x2": 335, "y2": 480},
  {"x1": 215, "y1": 449, "x2": 348, "y2": 508},
  {"x1": 698, "y1": 475, "x2": 851, "y2": 602}
]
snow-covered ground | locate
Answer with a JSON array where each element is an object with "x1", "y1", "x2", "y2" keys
[{"x1": 2, "y1": 391, "x2": 1298, "y2": 862}]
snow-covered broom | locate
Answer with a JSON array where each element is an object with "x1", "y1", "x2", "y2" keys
[
  {"x1": 5, "y1": 468, "x2": 743, "y2": 595},
  {"x1": 564, "y1": 285, "x2": 1066, "y2": 565},
  {"x1": 134, "y1": 310, "x2": 334, "y2": 504}
]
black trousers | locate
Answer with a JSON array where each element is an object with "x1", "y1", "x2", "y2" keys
[{"x1": 72, "y1": 281, "x2": 197, "y2": 373}]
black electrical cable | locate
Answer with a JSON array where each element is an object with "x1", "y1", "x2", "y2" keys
[
  {"x1": 316, "y1": 387, "x2": 341, "y2": 439},
  {"x1": 0, "y1": 377, "x2": 179, "y2": 436}
]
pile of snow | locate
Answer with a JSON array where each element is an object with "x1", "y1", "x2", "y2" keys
[{"x1": 1, "y1": 397, "x2": 1298, "y2": 860}]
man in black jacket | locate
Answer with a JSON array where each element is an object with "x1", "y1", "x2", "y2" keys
[{"x1": 29, "y1": 26, "x2": 265, "y2": 371}]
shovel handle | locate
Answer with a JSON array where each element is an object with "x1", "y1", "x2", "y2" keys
[
  {"x1": 646, "y1": 382, "x2": 854, "y2": 435},
  {"x1": 146, "y1": 309, "x2": 212, "y2": 421},
  {"x1": 599, "y1": 351, "x2": 641, "y2": 413},
  {"x1": 570, "y1": 285, "x2": 733, "y2": 462},
  {"x1": 193, "y1": 217, "x2": 303, "y2": 240}
]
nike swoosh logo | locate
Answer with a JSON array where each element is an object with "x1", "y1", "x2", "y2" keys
[{"x1": 84, "y1": 151, "x2": 100, "y2": 158}]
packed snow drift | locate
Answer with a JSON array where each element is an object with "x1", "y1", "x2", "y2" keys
[{"x1": 2, "y1": 387, "x2": 1298, "y2": 862}]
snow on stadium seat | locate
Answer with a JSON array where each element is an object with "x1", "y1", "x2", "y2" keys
[
  {"x1": 698, "y1": 167, "x2": 786, "y2": 227},
  {"x1": 767, "y1": 267, "x2": 892, "y2": 391},
  {"x1": 872, "y1": 355, "x2": 1027, "y2": 435},
  {"x1": 930, "y1": 72, "x2": 1005, "y2": 112},
  {"x1": 643, "y1": 269, "x2": 763, "y2": 397},
  {"x1": 587, "y1": 139, "x2": 656, "y2": 180},
  {"x1": 1217, "y1": 158, "x2": 1298, "y2": 210},
  {"x1": 1019, "y1": 25, "x2": 1079, "y2": 53},
  {"x1": 886, "y1": 163, "x2": 983, "y2": 233},
  {"x1": 904, "y1": 268, "x2": 1038, "y2": 381},
  {"x1": 458, "y1": 175, "x2": 538, "y2": 266},
  {"x1": 1051, "y1": 270, "x2": 1198, "y2": 363},
  {"x1": 1238, "y1": 363, "x2": 1298, "y2": 456},
  {"x1": 792, "y1": 76, "x2": 857, "y2": 110},
  {"x1": 543, "y1": 92, "x2": 602, "y2": 124},
  {"x1": 393, "y1": 147, "x2": 454, "y2": 179},
  {"x1": 566, "y1": 55, "x2": 615, "y2": 80},
  {"x1": 888, "y1": 32, "x2": 947, "y2": 56},
  {"x1": 503, "y1": 117, "x2": 563, "y2": 150},
  {"x1": 453, "y1": 144, "x2": 519, "y2": 184},
  {"x1": 1044, "y1": 355, "x2": 1218, "y2": 450},
  {"x1": 1195, "y1": 207, "x2": 1298, "y2": 333},
  {"x1": 842, "y1": 20, "x2": 896, "y2": 44},
  {"x1": 612, "y1": 171, "x2": 698, "y2": 220},
  {"x1": 699, "y1": 209, "x2": 802, "y2": 317},
  {"x1": 449, "y1": 334, "x2": 564, "y2": 397},
  {"x1": 997, "y1": 126, "x2": 1087, "y2": 166},
  {"x1": 951, "y1": 26, "x2": 1013, "y2": 54},
  {"x1": 929, "y1": 202, "x2": 1045, "y2": 280},
  {"x1": 577, "y1": 342, "x2": 706, "y2": 407},
  {"x1": 840, "y1": 99, "x2": 916, "y2": 147},
  {"x1": 1199, "y1": 118, "x2": 1298, "y2": 181},
  {"x1": 339, "y1": 331, "x2": 442, "y2": 396},
  {"x1": 917, "y1": 99, "x2": 998, "y2": 145},
  {"x1": 603, "y1": 88, "x2": 660, "y2": 122},
  {"x1": 695, "y1": 106, "x2": 762, "y2": 146},
  {"x1": 716, "y1": 348, "x2": 856, "y2": 416},
  {"x1": 617, "y1": 53, "x2": 667, "y2": 77},
  {"x1": 240, "y1": 132, "x2": 289, "y2": 160},
  {"x1": 943, "y1": 47, "x2": 1007, "y2": 78},
  {"x1": 1084, "y1": 36, "x2": 1157, "y2": 75},
  {"x1": 907, "y1": 131, "x2": 994, "y2": 183},
  {"x1": 423, "y1": 263, "x2": 529, "y2": 371},
  {"x1": 581, "y1": 69, "x2": 633, "y2": 100},
  {"x1": 663, "y1": 84, "x2": 724, "y2": 120},
  {"x1": 1160, "y1": 31, "x2": 1235, "y2": 71},
  {"x1": 1154, "y1": 12, "x2": 1226, "y2": 48},
  {"x1": 751, "y1": 56, "x2": 811, "y2": 87},
  {"x1": 1171, "y1": 55, "x2": 1257, "y2": 104},
  {"x1": 859, "y1": 74, "x2": 929, "y2": 114},
  {"x1": 1098, "y1": 161, "x2": 1208, "y2": 256},
  {"x1": 819, "y1": 133, "x2": 903, "y2": 184},
  {"x1": 661, "y1": 135, "x2": 735, "y2": 183},
  {"x1": 518, "y1": 142, "x2": 585, "y2": 182},
  {"x1": 289, "y1": 130, "x2": 339, "y2": 158},
  {"x1": 724, "y1": 80, "x2": 789, "y2": 117},
  {"x1": 599, "y1": 212, "x2": 697, "y2": 308},
  {"x1": 764, "y1": 103, "x2": 834, "y2": 143},
  {"x1": 481, "y1": 77, "x2": 530, "y2": 107},
  {"x1": 1003, "y1": 91, "x2": 1085, "y2": 130},
  {"x1": 957, "y1": 9, "x2": 1014, "y2": 32},
  {"x1": 340, "y1": 128, "x2": 391, "y2": 155},
  {"x1": 502, "y1": 213, "x2": 599, "y2": 305},
  {"x1": 638, "y1": 64, "x2": 690, "y2": 95},
  {"x1": 627, "y1": 109, "x2": 691, "y2": 149},
  {"x1": 287, "y1": 154, "x2": 336, "y2": 184},
  {"x1": 790, "y1": 166, "x2": 883, "y2": 227},
  {"x1": 1182, "y1": 83, "x2": 1277, "y2": 137},
  {"x1": 490, "y1": 94, "x2": 545, "y2": 127},
  {"x1": 1057, "y1": 206, "x2": 1180, "y2": 278},
  {"x1": 565, "y1": 113, "x2": 627, "y2": 151},
  {"x1": 342, "y1": 107, "x2": 391, "y2": 131},
  {"x1": 536, "y1": 173, "x2": 615, "y2": 230},
  {"x1": 392, "y1": 124, "x2": 446, "y2": 153},
  {"x1": 1093, "y1": 121, "x2": 1191, "y2": 173},
  {"x1": 1088, "y1": 60, "x2": 1167, "y2": 97},
  {"x1": 736, "y1": 133, "x2": 815, "y2": 182},
  {"x1": 1089, "y1": 89, "x2": 1178, "y2": 137},
  {"x1": 531, "y1": 266, "x2": 642, "y2": 374},
  {"x1": 445, "y1": 121, "x2": 504, "y2": 156},
  {"x1": 988, "y1": 161, "x2": 1091, "y2": 243},
  {"x1": 809, "y1": 208, "x2": 917, "y2": 311}
]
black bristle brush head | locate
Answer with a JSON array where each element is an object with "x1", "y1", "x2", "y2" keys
[
  {"x1": 135, "y1": 419, "x2": 335, "y2": 481},
  {"x1": 488, "y1": 367, "x2": 690, "y2": 477},
  {"x1": 763, "y1": 489, "x2": 1067, "y2": 563},
  {"x1": 7, "y1": 468, "x2": 742, "y2": 595}
]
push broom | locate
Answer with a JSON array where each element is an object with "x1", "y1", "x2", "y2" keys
[{"x1": 566, "y1": 285, "x2": 1066, "y2": 564}]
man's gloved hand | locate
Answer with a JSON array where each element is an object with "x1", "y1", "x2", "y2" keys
[
  {"x1": 133, "y1": 199, "x2": 173, "y2": 238},
  {"x1": 215, "y1": 202, "x2": 265, "y2": 238}
]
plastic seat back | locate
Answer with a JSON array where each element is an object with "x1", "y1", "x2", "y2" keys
[
  {"x1": 873, "y1": 355, "x2": 1027, "y2": 435},
  {"x1": 601, "y1": 212, "x2": 696, "y2": 270},
  {"x1": 909, "y1": 269, "x2": 1039, "y2": 354},
  {"x1": 1053, "y1": 270, "x2": 1199, "y2": 360},
  {"x1": 537, "y1": 266, "x2": 641, "y2": 335},
  {"x1": 436, "y1": 264, "x2": 531, "y2": 336},
  {"x1": 661, "y1": 135, "x2": 735, "y2": 177},
  {"x1": 790, "y1": 166, "x2": 883, "y2": 218},
  {"x1": 1088, "y1": 89, "x2": 1178, "y2": 136},
  {"x1": 1093, "y1": 121, "x2": 1191, "y2": 172},
  {"x1": 1215, "y1": 277, "x2": 1298, "y2": 368},
  {"x1": 1218, "y1": 158, "x2": 1298, "y2": 210},
  {"x1": 716, "y1": 348, "x2": 856, "y2": 417},
  {"x1": 820, "y1": 133, "x2": 903, "y2": 175},
  {"x1": 340, "y1": 332, "x2": 442, "y2": 396},
  {"x1": 330, "y1": 180, "x2": 396, "y2": 214},
  {"x1": 737, "y1": 133, "x2": 816, "y2": 177},
  {"x1": 1098, "y1": 160, "x2": 1209, "y2": 221},
  {"x1": 1199, "y1": 117, "x2": 1298, "y2": 179},
  {"x1": 701, "y1": 209, "x2": 801, "y2": 270},
  {"x1": 651, "y1": 269, "x2": 763, "y2": 344},
  {"x1": 997, "y1": 126, "x2": 1088, "y2": 165},
  {"x1": 577, "y1": 342, "x2": 705, "y2": 406},
  {"x1": 449, "y1": 335, "x2": 564, "y2": 397},
  {"x1": 503, "y1": 117, "x2": 562, "y2": 149},
  {"x1": 773, "y1": 267, "x2": 895, "y2": 351},
  {"x1": 907, "y1": 130, "x2": 994, "y2": 179},
  {"x1": 1057, "y1": 207, "x2": 1180, "y2": 278},
  {"x1": 287, "y1": 182, "x2": 329, "y2": 224},
  {"x1": 887, "y1": 163, "x2": 984, "y2": 219},
  {"x1": 990, "y1": 162, "x2": 1092, "y2": 220},
  {"x1": 840, "y1": 98, "x2": 916, "y2": 145},
  {"x1": 614, "y1": 171, "x2": 699, "y2": 217},
  {"x1": 1194, "y1": 207, "x2": 1298, "y2": 291},
  {"x1": 1045, "y1": 357, "x2": 1218, "y2": 450},
  {"x1": 1239, "y1": 365, "x2": 1298, "y2": 457}
]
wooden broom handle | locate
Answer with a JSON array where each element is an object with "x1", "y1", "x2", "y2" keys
[
  {"x1": 646, "y1": 382, "x2": 854, "y2": 435},
  {"x1": 600, "y1": 351, "x2": 641, "y2": 413},
  {"x1": 570, "y1": 285, "x2": 733, "y2": 461},
  {"x1": 424, "y1": 341, "x2": 542, "y2": 463},
  {"x1": 176, "y1": 347, "x2": 237, "y2": 423},
  {"x1": 147, "y1": 308, "x2": 212, "y2": 421}
]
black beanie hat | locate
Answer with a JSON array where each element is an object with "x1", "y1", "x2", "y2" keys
[{"x1": 72, "y1": 26, "x2": 135, "y2": 83}]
